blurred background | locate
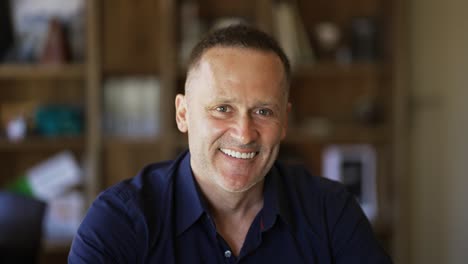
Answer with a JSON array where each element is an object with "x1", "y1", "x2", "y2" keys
[{"x1": 0, "y1": 0, "x2": 466, "y2": 263}]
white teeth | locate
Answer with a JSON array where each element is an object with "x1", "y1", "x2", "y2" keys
[{"x1": 220, "y1": 148, "x2": 257, "y2": 159}]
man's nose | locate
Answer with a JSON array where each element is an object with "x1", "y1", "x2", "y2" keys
[{"x1": 231, "y1": 114, "x2": 259, "y2": 144}]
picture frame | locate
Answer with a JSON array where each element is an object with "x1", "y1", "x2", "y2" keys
[{"x1": 322, "y1": 144, "x2": 378, "y2": 221}]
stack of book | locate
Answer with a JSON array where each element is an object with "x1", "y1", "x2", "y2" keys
[{"x1": 103, "y1": 77, "x2": 161, "y2": 138}]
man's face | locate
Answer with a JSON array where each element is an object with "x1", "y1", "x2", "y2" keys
[{"x1": 175, "y1": 47, "x2": 290, "y2": 194}]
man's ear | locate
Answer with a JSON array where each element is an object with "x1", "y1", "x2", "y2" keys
[{"x1": 175, "y1": 94, "x2": 188, "y2": 133}]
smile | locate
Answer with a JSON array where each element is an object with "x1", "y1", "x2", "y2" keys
[{"x1": 219, "y1": 148, "x2": 258, "y2": 160}]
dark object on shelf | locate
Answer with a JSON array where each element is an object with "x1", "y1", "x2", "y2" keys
[
  {"x1": 39, "y1": 18, "x2": 71, "y2": 64},
  {"x1": 341, "y1": 160, "x2": 364, "y2": 201},
  {"x1": 0, "y1": 191, "x2": 47, "y2": 264},
  {"x1": 0, "y1": 0, "x2": 14, "y2": 61},
  {"x1": 353, "y1": 96, "x2": 383, "y2": 125},
  {"x1": 35, "y1": 104, "x2": 83, "y2": 137},
  {"x1": 350, "y1": 17, "x2": 379, "y2": 61}
]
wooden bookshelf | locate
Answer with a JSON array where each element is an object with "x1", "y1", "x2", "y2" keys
[
  {"x1": 0, "y1": 137, "x2": 85, "y2": 151},
  {"x1": 0, "y1": 0, "x2": 409, "y2": 263}
]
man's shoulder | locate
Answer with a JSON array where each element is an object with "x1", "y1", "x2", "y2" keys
[
  {"x1": 98, "y1": 158, "x2": 179, "y2": 208},
  {"x1": 272, "y1": 161, "x2": 362, "y2": 237},
  {"x1": 70, "y1": 157, "x2": 184, "y2": 262}
]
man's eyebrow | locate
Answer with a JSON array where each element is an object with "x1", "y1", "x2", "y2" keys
[
  {"x1": 206, "y1": 97, "x2": 235, "y2": 104},
  {"x1": 203, "y1": 97, "x2": 233, "y2": 110},
  {"x1": 203, "y1": 95, "x2": 281, "y2": 107},
  {"x1": 256, "y1": 101, "x2": 281, "y2": 108}
]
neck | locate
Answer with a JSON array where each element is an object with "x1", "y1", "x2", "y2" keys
[
  {"x1": 194, "y1": 175, "x2": 265, "y2": 256},
  {"x1": 196, "y1": 176, "x2": 265, "y2": 218}
]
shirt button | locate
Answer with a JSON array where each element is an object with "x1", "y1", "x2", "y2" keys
[{"x1": 224, "y1": 250, "x2": 232, "y2": 258}]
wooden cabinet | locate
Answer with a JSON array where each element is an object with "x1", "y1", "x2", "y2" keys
[
  {"x1": 0, "y1": 0, "x2": 408, "y2": 262},
  {"x1": 0, "y1": 1, "x2": 98, "y2": 262}
]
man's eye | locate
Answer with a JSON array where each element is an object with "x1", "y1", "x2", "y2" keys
[
  {"x1": 256, "y1": 108, "x2": 273, "y2": 116},
  {"x1": 215, "y1": 106, "x2": 229, "y2": 112}
]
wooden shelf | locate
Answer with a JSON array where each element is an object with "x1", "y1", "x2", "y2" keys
[
  {"x1": 104, "y1": 137, "x2": 164, "y2": 148},
  {"x1": 198, "y1": 0, "x2": 256, "y2": 19},
  {"x1": 0, "y1": 137, "x2": 85, "y2": 151},
  {"x1": 284, "y1": 124, "x2": 389, "y2": 144},
  {"x1": 0, "y1": 64, "x2": 85, "y2": 80},
  {"x1": 293, "y1": 62, "x2": 382, "y2": 78}
]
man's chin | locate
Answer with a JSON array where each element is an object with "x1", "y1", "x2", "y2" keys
[{"x1": 216, "y1": 174, "x2": 263, "y2": 194}]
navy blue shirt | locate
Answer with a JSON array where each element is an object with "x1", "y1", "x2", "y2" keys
[{"x1": 69, "y1": 151, "x2": 392, "y2": 263}]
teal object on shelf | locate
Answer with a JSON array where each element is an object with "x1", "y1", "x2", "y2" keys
[{"x1": 34, "y1": 105, "x2": 83, "y2": 137}]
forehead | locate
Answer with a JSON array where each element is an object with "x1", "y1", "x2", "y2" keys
[
  {"x1": 199, "y1": 46, "x2": 282, "y2": 69},
  {"x1": 187, "y1": 47, "x2": 286, "y2": 89},
  {"x1": 185, "y1": 47, "x2": 288, "y2": 107}
]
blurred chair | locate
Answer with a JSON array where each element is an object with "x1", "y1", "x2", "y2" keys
[{"x1": 0, "y1": 191, "x2": 47, "y2": 264}]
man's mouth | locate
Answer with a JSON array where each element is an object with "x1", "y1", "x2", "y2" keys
[{"x1": 219, "y1": 148, "x2": 258, "y2": 160}]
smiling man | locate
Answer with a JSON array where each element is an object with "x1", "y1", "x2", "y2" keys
[{"x1": 69, "y1": 25, "x2": 392, "y2": 263}]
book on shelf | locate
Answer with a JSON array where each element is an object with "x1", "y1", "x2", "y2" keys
[
  {"x1": 103, "y1": 77, "x2": 161, "y2": 138},
  {"x1": 179, "y1": 0, "x2": 205, "y2": 67},
  {"x1": 272, "y1": 1, "x2": 315, "y2": 68},
  {"x1": 0, "y1": 0, "x2": 14, "y2": 61}
]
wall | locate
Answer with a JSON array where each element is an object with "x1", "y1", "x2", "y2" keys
[{"x1": 409, "y1": 0, "x2": 468, "y2": 263}]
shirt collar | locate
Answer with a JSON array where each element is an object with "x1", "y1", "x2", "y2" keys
[
  {"x1": 262, "y1": 164, "x2": 295, "y2": 232},
  {"x1": 174, "y1": 151, "x2": 205, "y2": 236}
]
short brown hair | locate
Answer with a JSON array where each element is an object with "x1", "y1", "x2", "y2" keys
[{"x1": 187, "y1": 24, "x2": 291, "y2": 86}]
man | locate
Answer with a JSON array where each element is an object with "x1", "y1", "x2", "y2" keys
[{"x1": 69, "y1": 25, "x2": 392, "y2": 263}]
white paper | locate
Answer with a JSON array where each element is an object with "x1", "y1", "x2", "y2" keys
[{"x1": 27, "y1": 151, "x2": 82, "y2": 201}]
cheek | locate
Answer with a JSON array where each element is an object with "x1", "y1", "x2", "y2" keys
[
  {"x1": 206, "y1": 118, "x2": 229, "y2": 139},
  {"x1": 188, "y1": 113, "x2": 227, "y2": 141},
  {"x1": 257, "y1": 121, "x2": 284, "y2": 141}
]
